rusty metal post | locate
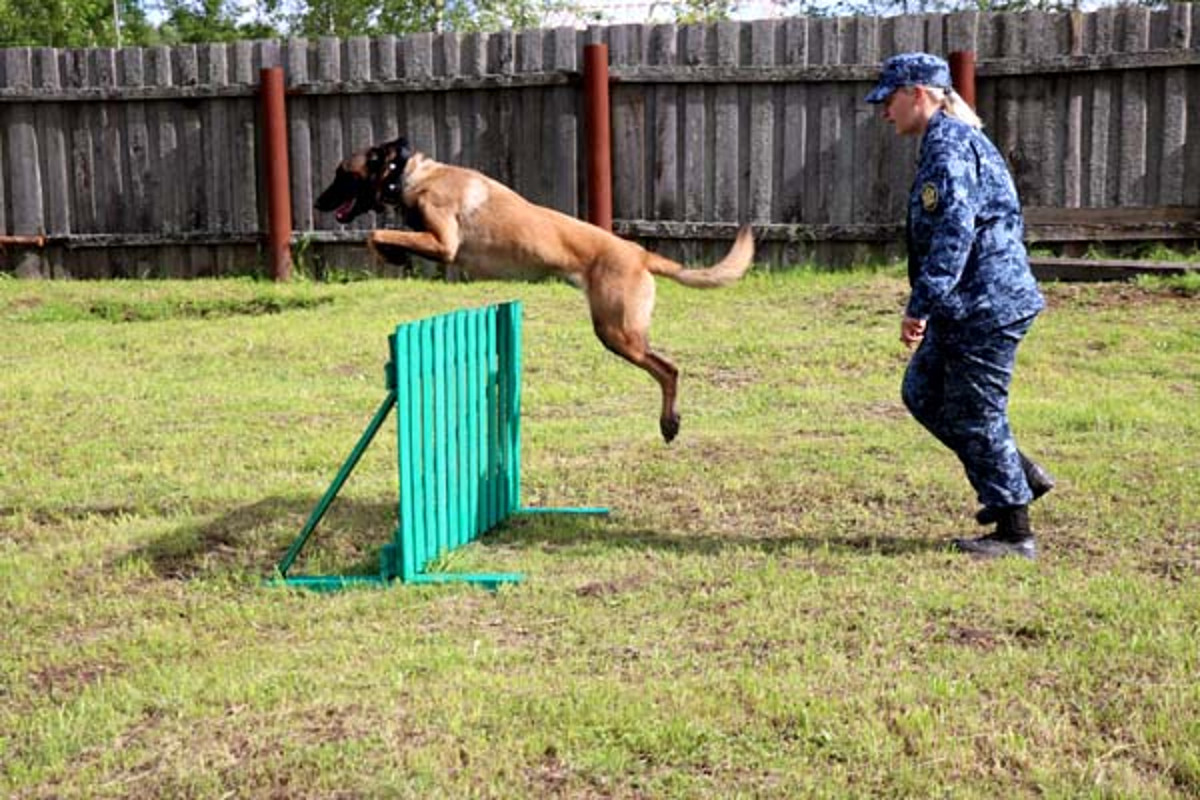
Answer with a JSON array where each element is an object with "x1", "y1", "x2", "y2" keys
[
  {"x1": 582, "y1": 44, "x2": 612, "y2": 232},
  {"x1": 949, "y1": 51, "x2": 976, "y2": 110},
  {"x1": 260, "y1": 67, "x2": 293, "y2": 282}
]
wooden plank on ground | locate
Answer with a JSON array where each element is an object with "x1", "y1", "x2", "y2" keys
[{"x1": 1031, "y1": 256, "x2": 1198, "y2": 281}]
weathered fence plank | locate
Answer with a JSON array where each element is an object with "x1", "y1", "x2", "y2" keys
[
  {"x1": 286, "y1": 40, "x2": 314, "y2": 234},
  {"x1": 649, "y1": 23, "x2": 678, "y2": 222},
  {"x1": 611, "y1": 24, "x2": 646, "y2": 222},
  {"x1": 35, "y1": 48, "x2": 69, "y2": 235},
  {"x1": 1, "y1": 6, "x2": 1197, "y2": 277},
  {"x1": 713, "y1": 21, "x2": 740, "y2": 223},
  {"x1": 748, "y1": 20, "x2": 776, "y2": 225},
  {"x1": 4, "y1": 49, "x2": 42, "y2": 235},
  {"x1": 681, "y1": 23, "x2": 707, "y2": 229}
]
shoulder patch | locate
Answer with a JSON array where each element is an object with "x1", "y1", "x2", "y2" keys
[{"x1": 920, "y1": 182, "x2": 939, "y2": 212}]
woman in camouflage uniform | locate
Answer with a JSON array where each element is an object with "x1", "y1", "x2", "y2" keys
[{"x1": 866, "y1": 53, "x2": 1054, "y2": 559}]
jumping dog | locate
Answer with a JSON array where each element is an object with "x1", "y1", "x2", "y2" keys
[{"x1": 315, "y1": 137, "x2": 755, "y2": 443}]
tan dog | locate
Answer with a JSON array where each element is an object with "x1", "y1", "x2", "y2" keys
[{"x1": 316, "y1": 137, "x2": 754, "y2": 443}]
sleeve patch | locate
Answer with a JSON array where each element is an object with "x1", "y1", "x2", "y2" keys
[{"x1": 920, "y1": 182, "x2": 939, "y2": 212}]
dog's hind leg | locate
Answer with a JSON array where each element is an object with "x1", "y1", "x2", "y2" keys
[{"x1": 586, "y1": 272, "x2": 682, "y2": 443}]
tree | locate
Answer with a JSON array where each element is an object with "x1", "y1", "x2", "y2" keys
[
  {"x1": 154, "y1": 0, "x2": 282, "y2": 43},
  {"x1": 668, "y1": 0, "x2": 737, "y2": 24},
  {"x1": 0, "y1": 0, "x2": 150, "y2": 47},
  {"x1": 290, "y1": 0, "x2": 595, "y2": 38},
  {"x1": 776, "y1": 0, "x2": 1174, "y2": 16}
]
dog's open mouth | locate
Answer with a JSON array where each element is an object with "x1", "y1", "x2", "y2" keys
[{"x1": 334, "y1": 198, "x2": 356, "y2": 223}]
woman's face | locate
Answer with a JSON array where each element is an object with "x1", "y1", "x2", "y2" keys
[{"x1": 882, "y1": 87, "x2": 927, "y2": 137}]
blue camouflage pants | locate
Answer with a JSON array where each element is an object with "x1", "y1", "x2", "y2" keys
[{"x1": 901, "y1": 315, "x2": 1037, "y2": 510}]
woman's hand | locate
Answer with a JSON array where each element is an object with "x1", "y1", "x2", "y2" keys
[{"x1": 900, "y1": 316, "x2": 927, "y2": 349}]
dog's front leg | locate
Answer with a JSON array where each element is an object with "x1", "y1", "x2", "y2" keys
[
  {"x1": 368, "y1": 207, "x2": 461, "y2": 263},
  {"x1": 366, "y1": 231, "x2": 414, "y2": 267}
]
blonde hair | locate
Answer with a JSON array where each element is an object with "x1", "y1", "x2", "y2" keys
[{"x1": 922, "y1": 86, "x2": 984, "y2": 129}]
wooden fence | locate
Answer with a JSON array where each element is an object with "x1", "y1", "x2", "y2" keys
[{"x1": 1, "y1": 4, "x2": 1198, "y2": 277}]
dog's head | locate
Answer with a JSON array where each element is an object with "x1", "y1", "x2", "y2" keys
[{"x1": 315, "y1": 137, "x2": 412, "y2": 224}]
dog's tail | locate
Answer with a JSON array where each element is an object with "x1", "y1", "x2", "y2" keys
[{"x1": 644, "y1": 225, "x2": 754, "y2": 288}]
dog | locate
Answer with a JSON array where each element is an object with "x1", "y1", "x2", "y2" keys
[{"x1": 315, "y1": 137, "x2": 754, "y2": 443}]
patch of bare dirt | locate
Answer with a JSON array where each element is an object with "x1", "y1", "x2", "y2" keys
[{"x1": 1043, "y1": 282, "x2": 1198, "y2": 310}]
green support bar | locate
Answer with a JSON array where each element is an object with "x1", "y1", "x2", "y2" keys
[{"x1": 272, "y1": 302, "x2": 608, "y2": 592}]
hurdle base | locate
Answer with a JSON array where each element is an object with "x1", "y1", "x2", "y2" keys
[
  {"x1": 379, "y1": 542, "x2": 524, "y2": 591},
  {"x1": 517, "y1": 506, "x2": 610, "y2": 516},
  {"x1": 268, "y1": 573, "x2": 523, "y2": 593},
  {"x1": 267, "y1": 574, "x2": 389, "y2": 592}
]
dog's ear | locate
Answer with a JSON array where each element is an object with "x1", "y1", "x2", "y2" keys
[
  {"x1": 391, "y1": 137, "x2": 412, "y2": 160},
  {"x1": 365, "y1": 145, "x2": 385, "y2": 172}
]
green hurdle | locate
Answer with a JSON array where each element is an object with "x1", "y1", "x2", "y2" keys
[{"x1": 273, "y1": 301, "x2": 607, "y2": 591}]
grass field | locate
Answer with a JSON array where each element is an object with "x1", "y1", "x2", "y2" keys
[{"x1": 2, "y1": 268, "x2": 1198, "y2": 798}]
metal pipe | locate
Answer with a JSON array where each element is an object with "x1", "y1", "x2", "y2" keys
[
  {"x1": 0, "y1": 235, "x2": 46, "y2": 247},
  {"x1": 260, "y1": 67, "x2": 293, "y2": 282},
  {"x1": 583, "y1": 44, "x2": 612, "y2": 232},
  {"x1": 949, "y1": 50, "x2": 977, "y2": 109}
]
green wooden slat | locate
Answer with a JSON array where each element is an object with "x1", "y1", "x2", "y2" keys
[
  {"x1": 395, "y1": 324, "x2": 408, "y2": 581},
  {"x1": 444, "y1": 311, "x2": 459, "y2": 551},
  {"x1": 461, "y1": 311, "x2": 473, "y2": 541},
  {"x1": 420, "y1": 319, "x2": 437, "y2": 573},
  {"x1": 402, "y1": 322, "x2": 422, "y2": 581},
  {"x1": 433, "y1": 313, "x2": 450, "y2": 561},
  {"x1": 504, "y1": 302, "x2": 522, "y2": 514},
  {"x1": 452, "y1": 311, "x2": 467, "y2": 549},
  {"x1": 473, "y1": 309, "x2": 487, "y2": 534},
  {"x1": 485, "y1": 305, "x2": 500, "y2": 531},
  {"x1": 497, "y1": 303, "x2": 510, "y2": 516}
]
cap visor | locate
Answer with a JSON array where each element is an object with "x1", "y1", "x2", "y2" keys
[{"x1": 864, "y1": 84, "x2": 893, "y2": 104}]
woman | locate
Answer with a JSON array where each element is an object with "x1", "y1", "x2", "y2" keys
[{"x1": 865, "y1": 53, "x2": 1054, "y2": 559}]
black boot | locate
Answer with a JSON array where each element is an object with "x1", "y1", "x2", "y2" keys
[
  {"x1": 954, "y1": 505, "x2": 1036, "y2": 560},
  {"x1": 977, "y1": 452, "x2": 1055, "y2": 525}
]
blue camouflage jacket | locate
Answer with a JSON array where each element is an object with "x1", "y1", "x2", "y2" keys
[{"x1": 906, "y1": 110, "x2": 1044, "y2": 329}]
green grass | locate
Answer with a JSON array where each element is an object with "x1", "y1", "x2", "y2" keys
[{"x1": 2, "y1": 271, "x2": 1198, "y2": 798}]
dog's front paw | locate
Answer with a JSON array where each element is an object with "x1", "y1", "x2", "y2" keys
[
  {"x1": 660, "y1": 414, "x2": 680, "y2": 444},
  {"x1": 367, "y1": 234, "x2": 412, "y2": 267}
]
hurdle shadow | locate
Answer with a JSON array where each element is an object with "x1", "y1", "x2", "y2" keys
[{"x1": 123, "y1": 495, "x2": 397, "y2": 581}]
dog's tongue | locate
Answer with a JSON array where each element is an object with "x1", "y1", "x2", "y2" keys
[{"x1": 335, "y1": 198, "x2": 355, "y2": 223}]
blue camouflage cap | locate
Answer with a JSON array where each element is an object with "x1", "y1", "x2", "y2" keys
[{"x1": 865, "y1": 52, "x2": 953, "y2": 104}]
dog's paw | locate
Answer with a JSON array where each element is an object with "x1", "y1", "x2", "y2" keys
[{"x1": 660, "y1": 414, "x2": 680, "y2": 444}]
